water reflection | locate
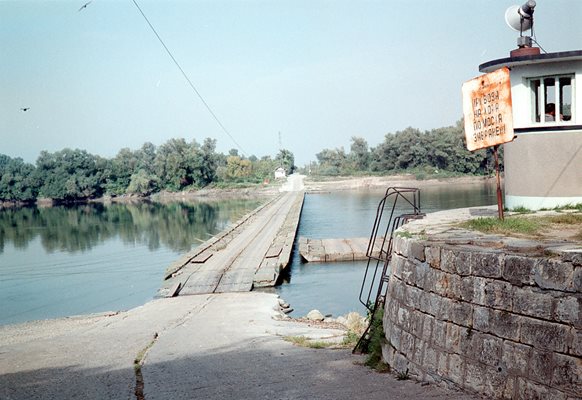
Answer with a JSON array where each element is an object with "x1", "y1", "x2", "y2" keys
[
  {"x1": 0, "y1": 198, "x2": 263, "y2": 325},
  {"x1": 0, "y1": 199, "x2": 262, "y2": 254}
]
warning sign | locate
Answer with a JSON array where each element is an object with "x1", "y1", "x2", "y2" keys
[{"x1": 462, "y1": 67, "x2": 514, "y2": 151}]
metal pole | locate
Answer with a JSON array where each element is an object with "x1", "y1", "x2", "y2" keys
[{"x1": 494, "y1": 145, "x2": 504, "y2": 220}]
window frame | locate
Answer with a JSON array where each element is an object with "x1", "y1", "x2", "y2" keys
[{"x1": 528, "y1": 73, "x2": 575, "y2": 125}]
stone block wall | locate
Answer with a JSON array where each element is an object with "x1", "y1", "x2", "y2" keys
[{"x1": 382, "y1": 234, "x2": 582, "y2": 399}]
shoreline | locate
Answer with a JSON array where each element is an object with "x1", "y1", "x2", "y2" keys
[
  {"x1": 303, "y1": 174, "x2": 495, "y2": 192},
  {"x1": 0, "y1": 174, "x2": 495, "y2": 209}
]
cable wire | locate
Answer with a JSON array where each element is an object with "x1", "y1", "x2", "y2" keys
[
  {"x1": 131, "y1": 0, "x2": 247, "y2": 156},
  {"x1": 531, "y1": 25, "x2": 548, "y2": 54}
]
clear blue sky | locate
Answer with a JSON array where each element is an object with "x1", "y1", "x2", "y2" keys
[{"x1": 1, "y1": 0, "x2": 581, "y2": 166}]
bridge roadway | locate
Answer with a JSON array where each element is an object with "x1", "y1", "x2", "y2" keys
[{"x1": 159, "y1": 178, "x2": 304, "y2": 297}]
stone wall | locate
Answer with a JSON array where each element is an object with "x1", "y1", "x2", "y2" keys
[{"x1": 381, "y1": 208, "x2": 582, "y2": 399}]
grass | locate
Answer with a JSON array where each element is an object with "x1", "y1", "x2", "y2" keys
[
  {"x1": 396, "y1": 368, "x2": 410, "y2": 380},
  {"x1": 395, "y1": 230, "x2": 413, "y2": 239},
  {"x1": 461, "y1": 216, "x2": 542, "y2": 236},
  {"x1": 461, "y1": 212, "x2": 582, "y2": 239},
  {"x1": 541, "y1": 203, "x2": 582, "y2": 212},
  {"x1": 544, "y1": 213, "x2": 582, "y2": 224},
  {"x1": 364, "y1": 307, "x2": 386, "y2": 371},
  {"x1": 342, "y1": 330, "x2": 360, "y2": 347},
  {"x1": 134, "y1": 335, "x2": 157, "y2": 372},
  {"x1": 510, "y1": 206, "x2": 532, "y2": 214},
  {"x1": 283, "y1": 335, "x2": 336, "y2": 349}
]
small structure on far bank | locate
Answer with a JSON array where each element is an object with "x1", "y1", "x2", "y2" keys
[{"x1": 275, "y1": 167, "x2": 286, "y2": 180}]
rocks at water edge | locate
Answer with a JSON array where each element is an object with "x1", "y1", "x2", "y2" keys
[
  {"x1": 306, "y1": 310, "x2": 325, "y2": 321},
  {"x1": 276, "y1": 297, "x2": 293, "y2": 316}
]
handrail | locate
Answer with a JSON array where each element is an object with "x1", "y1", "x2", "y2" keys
[{"x1": 354, "y1": 187, "x2": 423, "y2": 353}]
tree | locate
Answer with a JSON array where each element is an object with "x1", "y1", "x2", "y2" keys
[
  {"x1": 316, "y1": 147, "x2": 347, "y2": 175},
  {"x1": 275, "y1": 149, "x2": 295, "y2": 175},
  {"x1": 154, "y1": 138, "x2": 192, "y2": 191},
  {"x1": 127, "y1": 169, "x2": 159, "y2": 196},
  {"x1": 349, "y1": 136, "x2": 370, "y2": 171},
  {"x1": 225, "y1": 156, "x2": 252, "y2": 180},
  {"x1": 104, "y1": 148, "x2": 139, "y2": 195},
  {"x1": 197, "y1": 138, "x2": 219, "y2": 186},
  {"x1": 0, "y1": 156, "x2": 38, "y2": 201},
  {"x1": 136, "y1": 142, "x2": 157, "y2": 175},
  {"x1": 252, "y1": 156, "x2": 277, "y2": 181},
  {"x1": 34, "y1": 149, "x2": 105, "y2": 201}
]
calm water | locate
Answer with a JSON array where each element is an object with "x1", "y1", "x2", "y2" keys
[
  {"x1": 274, "y1": 182, "x2": 497, "y2": 317},
  {"x1": 1, "y1": 183, "x2": 497, "y2": 326},
  {"x1": 0, "y1": 199, "x2": 262, "y2": 325}
]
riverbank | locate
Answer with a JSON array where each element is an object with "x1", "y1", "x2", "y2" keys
[
  {"x1": 0, "y1": 174, "x2": 494, "y2": 209},
  {"x1": 0, "y1": 292, "x2": 478, "y2": 400},
  {"x1": 303, "y1": 174, "x2": 495, "y2": 192}
]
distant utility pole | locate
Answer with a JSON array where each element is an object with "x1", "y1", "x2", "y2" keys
[{"x1": 278, "y1": 131, "x2": 282, "y2": 150}]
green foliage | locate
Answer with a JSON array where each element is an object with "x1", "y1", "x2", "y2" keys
[
  {"x1": 283, "y1": 336, "x2": 335, "y2": 349},
  {"x1": 364, "y1": 306, "x2": 385, "y2": 370},
  {"x1": 461, "y1": 216, "x2": 541, "y2": 236},
  {"x1": 0, "y1": 156, "x2": 38, "y2": 201},
  {"x1": 127, "y1": 169, "x2": 159, "y2": 196},
  {"x1": 511, "y1": 206, "x2": 532, "y2": 213},
  {"x1": 396, "y1": 368, "x2": 410, "y2": 380},
  {"x1": 315, "y1": 120, "x2": 501, "y2": 177},
  {"x1": 276, "y1": 148, "x2": 295, "y2": 175},
  {"x1": 225, "y1": 156, "x2": 252, "y2": 180},
  {"x1": 1, "y1": 137, "x2": 295, "y2": 203},
  {"x1": 315, "y1": 147, "x2": 347, "y2": 175},
  {"x1": 342, "y1": 330, "x2": 361, "y2": 347},
  {"x1": 34, "y1": 149, "x2": 106, "y2": 201}
]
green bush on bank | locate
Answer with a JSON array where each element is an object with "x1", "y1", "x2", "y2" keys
[
  {"x1": 303, "y1": 120, "x2": 501, "y2": 178},
  {"x1": 0, "y1": 142, "x2": 295, "y2": 203}
]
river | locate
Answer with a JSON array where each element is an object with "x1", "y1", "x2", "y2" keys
[
  {"x1": 0, "y1": 199, "x2": 263, "y2": 325},
  {"x1": 273, "y1": 182, "x2": 497, "y2": 317},
  {"x1": 0, "y1": 182, "x2": 497, "y2": 326}
]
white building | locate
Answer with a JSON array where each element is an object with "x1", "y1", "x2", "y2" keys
[
  {"x1": 274, "y1": 167, "x2": 286, "y2": 179},
  {"x1": 480, "y1": 50, "x2": 582, "y2": 210}
]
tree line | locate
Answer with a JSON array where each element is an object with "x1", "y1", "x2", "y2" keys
[
  {"x1": 307, "y1": 120, "x2": 501, "y2": 178},
  {"x1": 1, "y1": 120, "x2": 499, "y2": 203},
  {"x1": 0, "y1": 138, "x2": 295, "y2": 202}
]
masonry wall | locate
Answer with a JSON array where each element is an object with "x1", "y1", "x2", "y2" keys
[{"x1": 381, "y1": 235, "x2": 582, "y2": 399}]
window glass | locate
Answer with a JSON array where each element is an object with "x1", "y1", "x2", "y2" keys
[
  {"x1": 544, "y1": 78, "x2": 556, "y2": 122},
  {"x1": 531, "y1": 79, "x2": 541, "y2": 122},
  {"x1": 559, "y1": 77, "x2": 572, "y2": 121},
  {"x1": 529, "y1": 75, "x2": 574, "y2": 124}
]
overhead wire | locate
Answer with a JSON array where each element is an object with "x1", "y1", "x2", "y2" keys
[
  {"x1": 531, "y1": 25, "x2": 548, "y2": 54},
  {"x1": 530, "y1": 13, "x2": 547, "y2": 54},
  {"x1": 131, "y1": 0, "x2": 247, "y2": 156}
]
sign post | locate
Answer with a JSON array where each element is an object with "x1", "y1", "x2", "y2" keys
[{"x1": 462, "y1": 67, "x2": 514, "y2": 219}]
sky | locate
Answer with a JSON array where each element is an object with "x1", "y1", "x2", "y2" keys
[{"x1": 1, "y1": 1, "x2": 581, "y2": 166}]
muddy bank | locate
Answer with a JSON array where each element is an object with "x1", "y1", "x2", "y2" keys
[{"x1": 304, "y1": 174, "x2": 496, "y2": 192}]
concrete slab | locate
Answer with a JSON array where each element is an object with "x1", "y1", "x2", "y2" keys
[{"x1": 0, "y1": 292, "x2": 479, "y2": 400}]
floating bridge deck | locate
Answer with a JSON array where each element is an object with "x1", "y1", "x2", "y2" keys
[
  {"x1": 158, "y1": 191, "x2": 304, "y2": 297},
  {"x1": 298, "y1": 237, "x2": 386, "y2": 263}
]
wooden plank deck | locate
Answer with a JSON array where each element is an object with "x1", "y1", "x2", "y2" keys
[
  {"x1": 298, "y1": 237, "x2": 386, "y2": 262},
  {"x1": 158, "y1": 190, "x2": 304, "y2": 297}
]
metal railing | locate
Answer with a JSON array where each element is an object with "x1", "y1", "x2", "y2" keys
[{"x1": 354, "y1": 187, "x2": 423, "y2": 353}]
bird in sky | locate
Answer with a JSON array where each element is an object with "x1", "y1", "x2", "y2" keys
[
  {"x1": 20, "y1": 107, "x2": 30, "y2": 112},
  {"x1": 78, "y1": 1, "x2": 92, "y2": 12}
]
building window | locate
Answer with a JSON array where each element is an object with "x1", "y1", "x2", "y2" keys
[{"x1": 529, "y1": 74, "x2": 574, "y2": 123}]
